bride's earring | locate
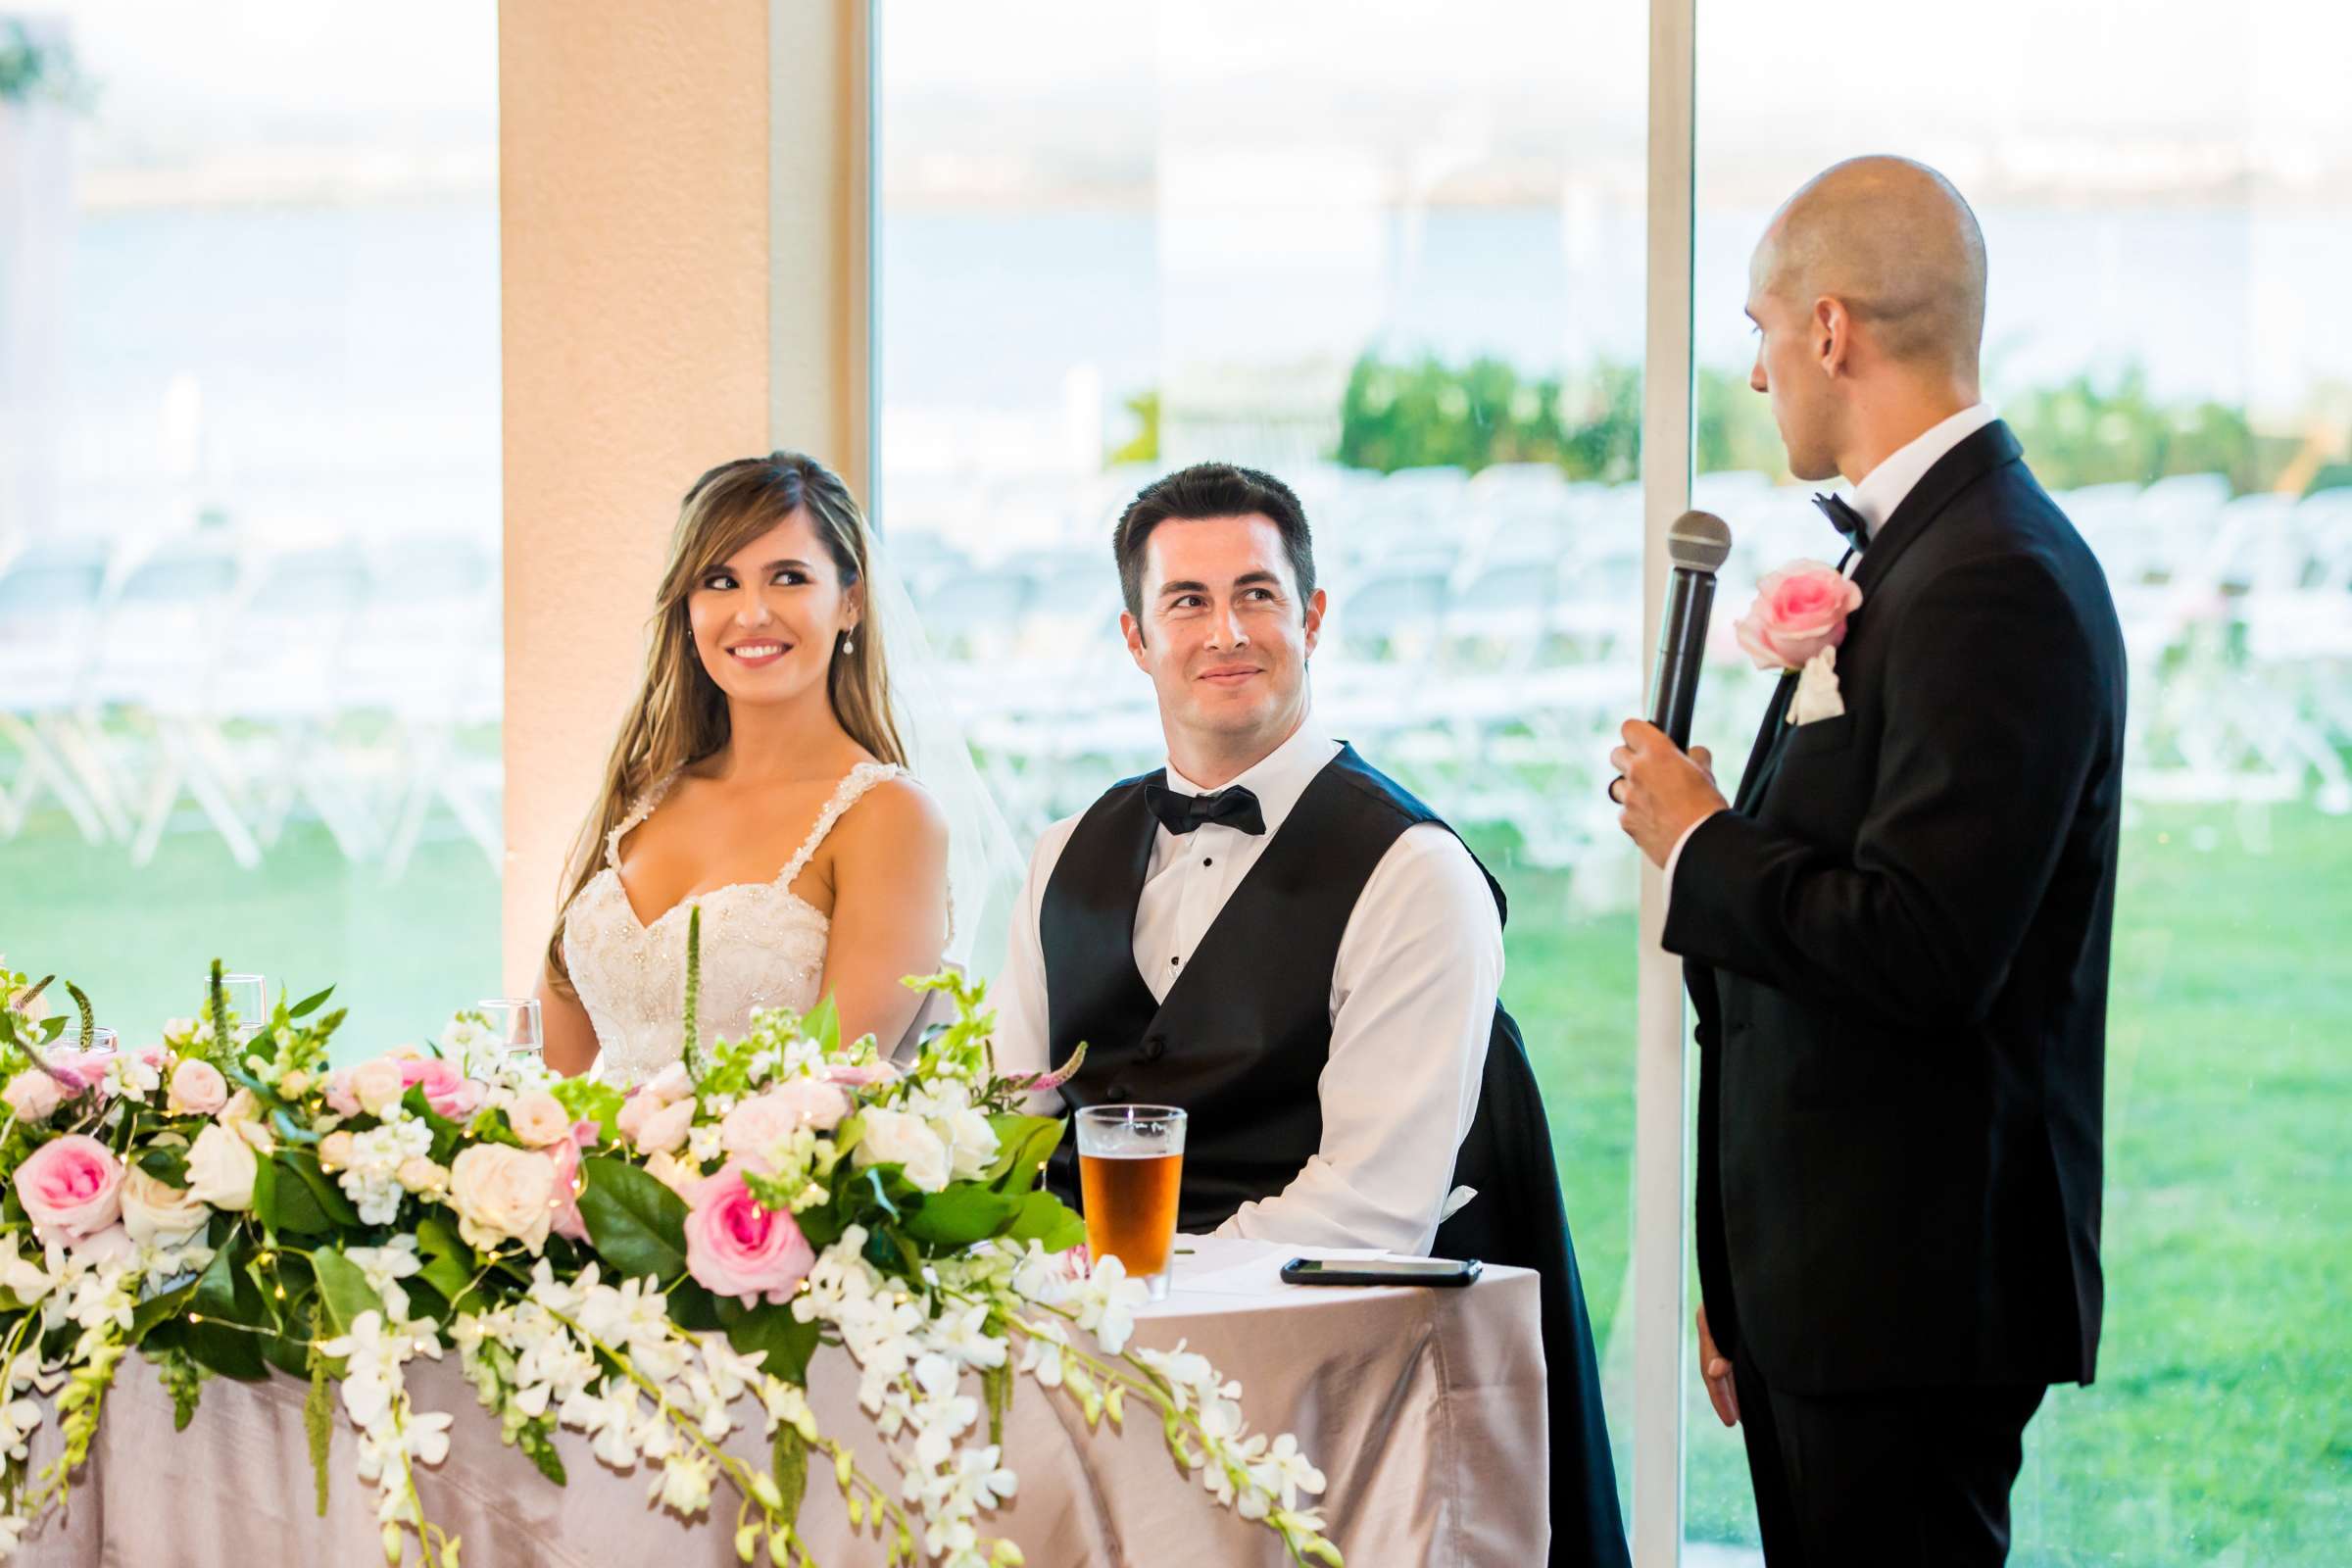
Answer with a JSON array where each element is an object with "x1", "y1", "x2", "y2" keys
[{"x1": 841, "y1": 631, "x2": 856, "y2": 657}]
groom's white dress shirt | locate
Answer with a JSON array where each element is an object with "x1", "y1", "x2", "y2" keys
[
  {"x1": 1663, "y1": 402, "x2": 1998, "y2": 899},
  {"x1": 992, "y1": 717, "x2": 1500, "y2": 1256}
]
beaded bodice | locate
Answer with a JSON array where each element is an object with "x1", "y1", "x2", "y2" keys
[{"x1": 563, "y1": 762, "x2": 902, "y2": 1087}]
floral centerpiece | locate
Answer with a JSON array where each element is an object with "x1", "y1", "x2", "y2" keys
[{"x1": 0, "y1": 933, "x2": 1339, "y2": 1566}]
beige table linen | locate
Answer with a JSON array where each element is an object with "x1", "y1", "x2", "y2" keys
[{"x1": 19, "y1": 1237, "x2": 1546, "y2": 1567}]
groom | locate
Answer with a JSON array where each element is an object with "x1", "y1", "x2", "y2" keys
[
  {"x1": 993, "y1": 461, "x2": 1628, "y2": 1566},
  {"x1": 1615, "y1": 158, "x2": 2126, "y2": 1564}
]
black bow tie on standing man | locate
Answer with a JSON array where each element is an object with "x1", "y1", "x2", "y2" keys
[
  {"x1": 1814, "y1": 492, "x2": 1870, "y2": 556},
  {"x1": 1145, "y1": 781, "x2": 1267, "y2": 838}
]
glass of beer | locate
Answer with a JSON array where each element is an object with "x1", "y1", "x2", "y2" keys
[{"x1": 1075, "y1": 1104, "x2": 1187, "y2": 1299}]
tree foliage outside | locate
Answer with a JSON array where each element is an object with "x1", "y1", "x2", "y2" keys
[{"x1": 1323, "y1": 351, "x2": 2341, "y2": 496}]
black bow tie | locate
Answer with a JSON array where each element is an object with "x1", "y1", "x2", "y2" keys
[
  {"x1": 1145, "y1": 781, "x2": 1266, "y2": 837},
  {"x1": 1813, "y1": 492, "x2": 1870, "y2": 555}
]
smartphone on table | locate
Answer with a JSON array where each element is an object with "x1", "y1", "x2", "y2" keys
[{"x1": 1278, "y1": 1256, "x2": 1482, "y2": 1288}]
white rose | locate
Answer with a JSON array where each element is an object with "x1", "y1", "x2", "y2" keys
[
  {"x1": 854, "y1": 1108, "x2": 951, "y2": 1193},
  {"x1": 185, "y1": 1122, "x2": 260, "y2": 1211},
  {"x1": 939, "y1": 1106, "x2": 1001, "y2": 1182},
  {"x1": 122, "y1": 1167, "x2": 212, "y2": 1247},
  {"x1": 448, "y1": 1145, "x2": 556, "y2": 1253}
]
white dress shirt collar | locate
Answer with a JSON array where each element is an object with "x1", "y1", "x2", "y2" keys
[
  {"x1": 1161, "y1": 714, "x2": 1336, "y2": 838},
  {"x1": 1848, "y1": 402, "x2": 1999, "y2": 538}
]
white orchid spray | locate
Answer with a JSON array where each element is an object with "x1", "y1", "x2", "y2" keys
[{"x1": 0, "y1": 933, "x2": 1340, "y2": 1567}]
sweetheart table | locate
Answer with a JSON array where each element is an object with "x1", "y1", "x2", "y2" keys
[{"x1": 17, "y1": 1237, "x2": 1548, "y2": 1567}]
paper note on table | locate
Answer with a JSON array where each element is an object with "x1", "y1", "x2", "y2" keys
[{"x1": 1161, "y1": 1235, "x2": 1395, "y2": 1298}]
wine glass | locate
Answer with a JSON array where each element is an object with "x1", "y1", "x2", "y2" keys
[{"x1": 477, "y1": 998, "x2": 544, "y2": 1065}]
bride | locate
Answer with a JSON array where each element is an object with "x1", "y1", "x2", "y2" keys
[{"x1": 536, "y1": 451, "x2": 951, "y2": 1082}]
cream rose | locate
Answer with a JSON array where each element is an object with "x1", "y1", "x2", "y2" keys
[
  {"x1": 122, "y1": 1167, "x2": 212, "y2": 1247},
  {"x1": 448, "y1": 1145, "x2": 556, "y2": 1253},
  {"x1": 318, "y1": 1129, "x2": 357, "y2": 1170},
  {"x1": 3, "y1": 1070, "x2": 67, "y2": 1124},
  {"x1": 350, "y1": 1057, "x2": 408, "y2": 1117},
  {"x1": 643, "y1": 1150, "x2": 704, "y2": 1200},
  {"x1": 507, "y1": 1091, "x2": 572, "y2": 1149},
  {"x1": 167, "y1": 1058, "x2": 228, "y2": 1117},
  {"x1": 184, "y1": 1123, "x2": 259, "y2": 1212}
]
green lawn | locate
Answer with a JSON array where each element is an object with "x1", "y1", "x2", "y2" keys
[{"x1": 2, "y1": 799, "x2": 2345, "y2": 1560}]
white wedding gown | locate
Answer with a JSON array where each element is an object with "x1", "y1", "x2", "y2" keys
[{"x1": 563, "y1": 761, "x2": 905, "y2": 1087}]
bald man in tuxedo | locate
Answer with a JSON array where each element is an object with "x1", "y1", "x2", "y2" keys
[{"x1": 1614, "y1": 158, "x2": 2126, "y2": 1566}]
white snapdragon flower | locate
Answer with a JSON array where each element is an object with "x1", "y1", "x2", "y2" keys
[{"x1": 337, "y1": 1119, "x2": 434, "y2": 1225}]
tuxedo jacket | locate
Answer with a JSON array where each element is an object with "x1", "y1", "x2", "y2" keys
[{"x1": 1664, "y1": 420, "x2": 2126, "y2": 1396}]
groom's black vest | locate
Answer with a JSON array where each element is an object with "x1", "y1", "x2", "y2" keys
[{"x1": 1039, "y1": 745, "x2": 1630, "y2": 1567}]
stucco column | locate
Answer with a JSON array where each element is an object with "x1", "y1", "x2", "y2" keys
[{"x1": 498, "y1": 0, "x2": 865, "y2": 992}]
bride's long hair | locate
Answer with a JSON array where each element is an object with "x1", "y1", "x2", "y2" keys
[{"x1": 544, "y1": 451, "x2": 906, "y2": 997}]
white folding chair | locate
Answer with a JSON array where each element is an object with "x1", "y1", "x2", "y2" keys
[{"x1": 0, "y1": 536, "x2": 130, "y2": 844}]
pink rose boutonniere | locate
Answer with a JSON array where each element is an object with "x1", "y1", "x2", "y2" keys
[{"x1": 1734, "y1": 560, "x2": 1862, "y2": 723}]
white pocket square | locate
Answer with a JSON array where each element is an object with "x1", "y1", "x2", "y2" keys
[{"x1": 1787, "y1": 646, "x2": 1845, "y2": 725}]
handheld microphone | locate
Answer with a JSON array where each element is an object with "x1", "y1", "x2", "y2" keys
[{"x1": 1646, "y1": 510, "x2": 1734, "y2": 749}]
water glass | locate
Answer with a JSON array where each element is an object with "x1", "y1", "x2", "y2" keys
[
  {"x1": 477, "y1": 998, "x2": 544, "y2": 1064},
  {"x1": 1075, "y1": 1104, "x2": 1188, "y2": 1300},
  {"x1": 220, "y1": 974, "x2": 267, "y2": 1044}
]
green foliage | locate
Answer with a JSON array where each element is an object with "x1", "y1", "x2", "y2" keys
[
  {"x1": 551, "y1": 1077, "x2": 625, "y2": 1144},
  {"x1": 1327, "y1": 351, "x2": 2338, "y2": 498},
  {"x1": 1999, "y1": 368, "x2": 2299, "y2": 493},
  {"x1": 306, "y1": 1345, "x2": 334, "y2": 1515},
  {"x1": 1336, "y1": 353, "x2": 1642, "y2": 480},
  {"x1": 575, "y1": 1156, "x2": 691, "y2": 1286},
  {"x1": 415, "y1": 1216, "x2": 480, "y2": 1312},
  {"x1": 153, "y1": 1345, "x2": 208, "y2": 1432},
  {"x1": 310, "y1": 1250, "x2": 383, "y2": 1344},
  {"x1": 1107, "y1": 389, "x2": 1160, "y2": 465},
  {"x1": 0, "y1": 21, "x2": 83, "y2": 108},
  {"x1": 771, "y1": 1424, "x2": 809, "y2": 1535},
  {"x1": 723, "y1": 1301, "x2": 821, "y2": 1385}
]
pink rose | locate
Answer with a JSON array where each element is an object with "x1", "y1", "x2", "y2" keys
[
  {"x1": 3, "y1": 1071, "x2": 67, "y2": 1124},
  {"x1": 641, "y1": 1062, "x2": 694, "y2": 1105},
  {"x1": 167, "y1": 1058, "x2": 228, "y2": 1117},
  {"x1": 402, "y1": 1058, "x2": 486, "y2": 1121},
  {"x1": 546, "y1": 1135, "x2": 588, "y2": 1242},
  {"x1": 824, "y1": 1061, "x2": 902, "y2": 1088},
  {"x1": 68, "y1": 1224, "x2": 137, "y2": 1268},
  {"x1": 507, "y1": 1091, "x2": 572, "y2": 1149},
  {"x1": 722, "y1": 1082, "x2": 849, "y2": 1168},
  {"x1": 18, "y1": 1134, "x2": 126, "y2": 1243},
  {"x1": 321, "y1": 1071, "x2": 362, "y2": 1117},
  {"x1": 1734, "y1": 560, "x2": 1863, "y2": 671},
  {"x1": 43, "y1": 1050, "x2": 111, "y2": 1094},
  {"x1": 681, "y1": 1164, "x2": 813, "y2": 1304},
  {"x1": 627, "y1": 1097, "x2": 696, "y2": 1156}
]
